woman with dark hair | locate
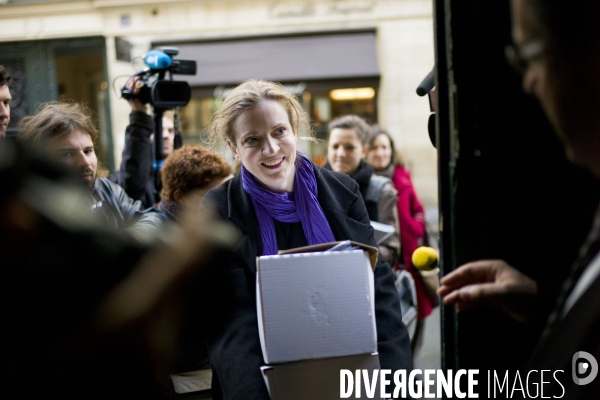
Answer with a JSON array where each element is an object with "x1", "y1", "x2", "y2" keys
[
  {"x1": 366, "y1": 126, "x2": 433, "y2": 357},
  {"x1": 202, "y1": 79, "x2": 412, "y2": 399}
]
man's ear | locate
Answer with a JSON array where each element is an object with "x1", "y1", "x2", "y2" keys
[
  {"x1": 226, "y1": 139, "x2": 240, "y2": 162},
  {"x1": 361, "y1": 144, "x2": 369, "y2": 159}
]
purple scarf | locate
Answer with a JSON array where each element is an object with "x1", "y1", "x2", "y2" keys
[{"x1": 241, "y1": 152, "x2": 336, "y2": 255}]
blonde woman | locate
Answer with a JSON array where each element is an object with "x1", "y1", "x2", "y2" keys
[{"x1": 202, "y1": 79, "x2": 412, "y2": 399}]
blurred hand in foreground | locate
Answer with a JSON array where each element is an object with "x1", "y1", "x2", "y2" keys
[{"x1": 437, "y1": 259, "x2": 537, "y2": 323}]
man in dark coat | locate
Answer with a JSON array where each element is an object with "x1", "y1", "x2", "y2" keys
[
  {"x1": 438, "y1": 0, "x2": 600, "y2": 398},
  {"x1": 17, "y1": 101, "x2": 165, "y2": 237}
]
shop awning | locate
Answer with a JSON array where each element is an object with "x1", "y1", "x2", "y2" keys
[{"x1": 158, "y1": 31, "x2": 380, "y2": 87}]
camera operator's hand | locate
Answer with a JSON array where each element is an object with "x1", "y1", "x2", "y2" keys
[{"x1": 124, "y1": 76, "x2": 147, "y2": 113}]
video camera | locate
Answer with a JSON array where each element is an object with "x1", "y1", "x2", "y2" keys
[{"x1": 121, "y1": 47, "x2": 196, "y2": 109}]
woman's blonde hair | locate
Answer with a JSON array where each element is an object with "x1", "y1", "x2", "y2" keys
[{"x1": 208, "y1": 79, "x2": 313, "y2": 147}]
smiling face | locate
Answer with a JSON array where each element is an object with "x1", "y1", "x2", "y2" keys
[
  {"x1": 366, "y1": 133, "x2": 393, "y2": 171},
  {"x1": 228, "y1": 99, "x2": 297, "y2": 193},
  {"x1": 327, "y1": 127, "x2": 367, "y2": 176},
  {"x1": 46, "y1": 129, "x2": 98, "y2": 189}
]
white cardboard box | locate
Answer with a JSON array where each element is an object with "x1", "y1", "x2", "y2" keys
[
  {"x1": 260, "y1": 352, "x2": 382, "y2": 400},
  {"x1": 256, "y1": 249, "x2": 377, "y2": 365}
]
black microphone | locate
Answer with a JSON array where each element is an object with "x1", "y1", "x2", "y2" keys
[{"x1": 416, "y1": 67, "x2": 435, "y2": 97}]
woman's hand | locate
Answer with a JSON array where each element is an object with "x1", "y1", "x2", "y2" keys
[{"x1": 437, "y1": 259, "x2": 538, "y2": 323}]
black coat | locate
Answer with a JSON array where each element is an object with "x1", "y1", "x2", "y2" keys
[
  {"x1": 93, "y1": 177, "x2": 165, "y2": 237},
  {"x1": 523, "y1": 273, "x2": 600, "y2": 399},
  {"x1": 110, "y1": 111, "x2": 158, "y2": 208},
  {"x1": 203, "y1": 163, "x2": 412, "y2": 400}
]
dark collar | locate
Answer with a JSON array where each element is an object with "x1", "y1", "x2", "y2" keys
[
  {"x1": 226, "y1": 172, "x2": 259, "y2": 235},
  {"x1": 349, "y1": 161, "x2": 374, "y2": 200},
  {"x1": 323, "y1": 160, "x2": 372, "y2": 201},
  {"x1": 314, "y1": 163, "x2": 358, "y2": 217}
]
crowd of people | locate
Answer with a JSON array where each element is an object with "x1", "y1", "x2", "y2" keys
[
  {"x1": 0, "y1": 63, "x2": 429, "y2": 398},
  {"x1": 2, "y1": 0, "x2": 599, "y2": 396}
]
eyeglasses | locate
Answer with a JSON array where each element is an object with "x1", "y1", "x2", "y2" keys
[{"x1": 504, "y1": 40, "x2": 546, "y2": 74}]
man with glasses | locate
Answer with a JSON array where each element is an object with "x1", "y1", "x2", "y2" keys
[
  {"x1": 439, "y1": 0, "x2": 600, "y2": 398},
  {"x1": 17, "y1": 102, "x2": 166, "y2": 239}
]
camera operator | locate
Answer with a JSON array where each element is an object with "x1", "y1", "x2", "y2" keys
[{"x1": 111, "y1": 76, "x2": 178, "y2": 208}]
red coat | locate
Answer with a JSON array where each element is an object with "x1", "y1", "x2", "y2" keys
[{"x1": 390, "y1": 166, "x2": 434, "y2": 319}]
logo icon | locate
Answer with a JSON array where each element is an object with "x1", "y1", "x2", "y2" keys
[{"x1": 572, "y1": 351, "x2": 598, "y2": 385}]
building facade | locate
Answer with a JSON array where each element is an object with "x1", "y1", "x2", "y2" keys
[{"x1": 0, "y1": 0, "x2": 437, "y2": 205}]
